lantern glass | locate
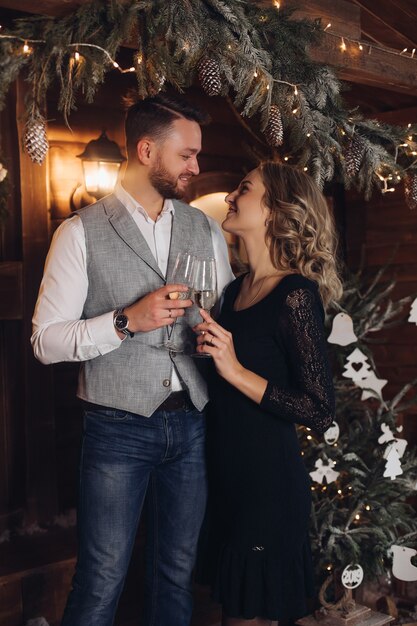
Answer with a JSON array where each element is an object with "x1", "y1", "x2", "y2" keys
[{"x1": 82, "y1": 160, "x2": 121, "y2": 198}]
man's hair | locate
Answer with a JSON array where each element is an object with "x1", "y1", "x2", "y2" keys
[{"x1": 125, "y1": 94, "x2": 210, "y2": 155}]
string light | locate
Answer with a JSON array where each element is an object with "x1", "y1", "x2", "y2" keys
[
  {"x1": 355, "y1": 513, "x2": 360, "y2": 520},
  {"x1": 324, "y1": 23, "x2": 331, "y2": 31},
  {"x1": 307, "y1": 434, "x2": 312, "y2": 440},
  {"x1": 292, "y1": 107, "x2": 299, "y2": 114},
  {"x1": 74, "y1": 51, "x2": 80, "y2": 62},
  {"x1": 254, "y1": 70, "x2": 258, "y2": 77},
  {"x1": 358, "y1": 43, "x2": 363, "y2": 51},
  {"x1": 340, "y1": 38, "x2": 347, "y2": 52},
  {"x1": 326, "y1": 565, "x2": 332, "y2": 571},
  {"x1": 303, "y1": 166, "x2": 308, "y2": 171},
  {"x1": 365, "y1": 505, "x2": 371, "y2": 511},
  {"x1": 412, "y1": 49, "x2": 416, "y2": 58},
  {"x1": 284, "y1": 156, "x2": 289, "y2": 161},
  {"x1": 306, "y1": 132, "x2": 311, "y2": 137},
  {"x1": 273, "y1": 0, "x2": 280, "y2": 8},
  {"x1": 23, "y1": 41, "x2": 31, "y2": 54},
  {"x1": 337, "y1": 489, "x2": 342, "y2": 495},
  {"x1": 401, "y1": 48, "x2": 408, "y2": 55}
]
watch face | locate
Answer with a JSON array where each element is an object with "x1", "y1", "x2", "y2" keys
[{"x1": 114, "y1": 314, "x2": 129, "y2": 331}]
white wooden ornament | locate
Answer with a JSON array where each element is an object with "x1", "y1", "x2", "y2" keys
[
  {"x1": 378, "y1": 423, "x2": 408, "y2": 460},
  {"x1": 327, "y1": 313, "x2": 358, "y2": 346},
  {"x1": 391, "y1": 545, "x2": 417, "y2": 582},
  {"x1": 342, "y1": 348, "x2": 372, "y2": 382},
  {"x1": 324, "y1": 421, "x2": 340, "y2": 445},
  {"x1": 356, "y1": 372, "x2": 388, "y2": 400},
  {"x1": 309, "y1": 459, "x2": 340, "y2": 484},
  {"x1": 341, "y1": 563, "x2": 364, "y2": 589},
  {"x1": 383, "y1": 446, "x2": 403, "y2": 480},
  {"x1": 408, "y1": 297, "x2": 417, "y2": 325}
]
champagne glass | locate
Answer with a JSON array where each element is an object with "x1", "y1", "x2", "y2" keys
[
  {"x1": 192, "y1": 257, "x2": 217, "y2": 358},
  {"x1": 162, "y1": 252, "x2": 196, "y2": 352}
]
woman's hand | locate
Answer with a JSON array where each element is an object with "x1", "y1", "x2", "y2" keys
[{"x1": 193, "y1": 310, "x2": 245, "y2": 384}]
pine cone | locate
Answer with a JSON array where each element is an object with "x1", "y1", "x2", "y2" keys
[
  {"x1": 264, "y1": 105, "x2": 284, "y2": 147},
  {"x1": 24, "y1": 116, "x2": 49, "y2": 165},
  {"x1": 405, "y1": 173, "x2": 417, "y2": 209},
  {"x1": 198, "y1": 57, "x2": 222, "y2": 96},
  {"x1": 344, "y1": 134, "x2": 366, "y2": 177}
]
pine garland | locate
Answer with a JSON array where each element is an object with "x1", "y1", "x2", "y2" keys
[{"x1": 0, "y1": 0, "x2": 416, "y2": 200}]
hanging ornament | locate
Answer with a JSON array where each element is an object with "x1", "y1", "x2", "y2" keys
[
  {"x1": 197, "y1": 57, "x2": 222, "y2": 96},
  {"x1": 378, "y1": 423, "x2": 408, "y2": 459},
  {"x1": 341, "y1": 563, "x2": 364, "y2": 589},
  {"x1": 408, "y1": 296, "x2": 417, "y2": 324},
  {"x1": 324, "y1": 421, "x2": 340, "y2": 445},
  {"x1": 309, "y1": 458, "x2": 339, "y2": 484},
  {"x1": 264, "y1": 105, "x2": 284, "y2": 147},
  {"x1": 356, "y1": 371, "x2": 387, "y2": 401},
  {"x1": 24, "y1": 115, "x2": 49, "y2": 165},
  {"x1": 327, "y1": 312, "x2": 357, "y2": 346},
  {"x1": 391, "y1": 545, "x2": 417, "y2": 581},
  {"x1": 342, "y1": 348, "x2": 372, "y2": 382},
  {"x1": 404, "y1": 173, "x2": 417, "y2": 210},
  {"x1": 383, "y1": 446, "x2": 403, "y2": 480},
  {"x1": 344, "y1": 134, "x2": 367, "y2": 177}
]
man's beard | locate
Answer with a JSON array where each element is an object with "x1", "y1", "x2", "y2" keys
[{"x1": 149, "y1": 156, "x2": 185, "y2": 200}]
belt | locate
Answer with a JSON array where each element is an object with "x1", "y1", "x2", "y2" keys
[{"x1": 158, "y1": 391, "x2": 194, "y2": 411}]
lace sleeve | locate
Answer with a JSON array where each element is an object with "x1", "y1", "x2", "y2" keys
[{"x1": 260, "y1": 287, "x2": 335, "y2": 434}]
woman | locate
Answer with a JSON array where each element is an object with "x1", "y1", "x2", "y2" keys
[{"x1": 194, "y1": 162, "x2": 343, "y2": 625}]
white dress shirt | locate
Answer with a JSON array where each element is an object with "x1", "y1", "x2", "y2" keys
[{"x1": 31, "y1": 183, "x2": 234, "y2": 391}]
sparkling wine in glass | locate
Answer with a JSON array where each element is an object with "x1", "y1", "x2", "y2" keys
[
  {"x1": 162, "y1": 252, "x2": 196, "y2": 352},
  {"x1": 192, "y1": 257, "x2": 217, "y2": 359}
]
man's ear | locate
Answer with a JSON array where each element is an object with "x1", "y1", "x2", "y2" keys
[{"x1": 136, "y1": 138, "x2": 155, "y2": 165}]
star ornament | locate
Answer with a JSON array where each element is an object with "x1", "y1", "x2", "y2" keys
[{"x1": 356, "y1": 372, "x2": 388, "y2": 400}]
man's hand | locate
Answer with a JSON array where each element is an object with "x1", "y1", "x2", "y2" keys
[{"x1": 124, "y1": 284, "x2": 193, "y2": 333}]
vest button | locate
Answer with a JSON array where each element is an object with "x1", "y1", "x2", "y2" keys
[{"x1": 162, "y1": 379, "x2": 171, "y2": 387}]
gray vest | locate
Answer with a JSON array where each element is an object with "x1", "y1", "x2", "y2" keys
[{"x1": 75, "y1": 194, "x2": 214, "y2": 417}]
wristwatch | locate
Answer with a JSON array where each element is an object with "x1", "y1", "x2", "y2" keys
[{"x1": 113, "y1": 309, "x2": 134, "y2": 338}]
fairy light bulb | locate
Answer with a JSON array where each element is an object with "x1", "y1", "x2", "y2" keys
[
  {"x1": 340, "y1": 38, "x2": 347, "y2": 52},
  {"x1": 284, "y1": 156, "x2": 289, "y2": 161},
  {"x1": 74, "y1": 51, "x2": 80, "y2": 62},
  {"x1": 294, "y1": 86, "x2": 298, "y2": 96},
  {"x1": 306, "y1": 132, "x2": 311, "y2": 137},
  {"x1": 365, "y1": 505, "x2": 371, "y2": 511},
  {"x1": 324, "y1": 23, "x2": 331, "y2": 31},
  {"x1": 337, "y1": 489, "x2": 342, "y2": 495},
  {"x1": 129, "y1": 67, "x2": 135, "y2": 72},
  {"x1": 303, "y1": 167, "x2": 308, "y2": 171},
  {"x1": 113, "y1": 61, "x2": 119, "y2": 68},
  {"x1": 358, "y1": 43, "x2": 363, "y2": 51},
  {"x1": 273, "y1": 0, "x2": 280, "y2": 8},
  {"x1": 292, "y1": 107, "x2": 298, "y2": 114},
  {"x1": 306, "y1": 435, "x2": 312, "y2": 440},
  {"x1": 23, "y1": 41, "x2": 31, "y2": 54},
  {"x1": 326, "y1": 565, "x2": 332, "y2": 571},
  {"x1": 254, "y1": 70, "x2": 258, "y2": 77},
  {"x1": 401, "y1": 48, "x2": 408, "y2": 55},
  {"x1": 355, "y1": 513, "x2": 360, "y2": 520}
]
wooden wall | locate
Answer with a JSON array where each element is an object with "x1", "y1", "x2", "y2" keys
[{"x1": 344, "y1": 109, "x2": 417, "y2": 446}]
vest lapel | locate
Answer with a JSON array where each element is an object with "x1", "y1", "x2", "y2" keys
[
  {"x1": 103, "y1": 195, "x2": 165, "y2": 281},
  {"x1": 166, "y1": 202, "x2": 193, "y2": 283}
]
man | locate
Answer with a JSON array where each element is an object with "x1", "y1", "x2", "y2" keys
[{"x1": 31, "y1": 94, "x2": 233, "y2": 626}]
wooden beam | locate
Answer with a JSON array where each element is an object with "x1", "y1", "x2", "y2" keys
[{"x1": 309, "y1": 34, "x2": 417, "y2": 94}]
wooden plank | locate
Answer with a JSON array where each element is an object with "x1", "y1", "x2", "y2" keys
[
  {"x1": 16, "y1": 75, "x2": 58, "y2": 524},
  {"x1": 309, "y1": 33, "x2": 417, "y2": 94},
  {"x1": 0, "y1": 262, "x2": 23, "y2": 320}
]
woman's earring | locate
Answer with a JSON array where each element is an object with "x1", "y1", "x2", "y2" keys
[{"x1": 265, "y1": 218, "x2": 271, "y2": 227}]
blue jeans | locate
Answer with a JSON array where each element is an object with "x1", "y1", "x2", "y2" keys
[{"x1": 61, "y1": 403, "x2": 207, "y2": 626}]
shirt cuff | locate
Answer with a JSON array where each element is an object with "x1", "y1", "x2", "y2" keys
[{"x1": 86, "y1": 310, "x2": 124, "y2": 354}]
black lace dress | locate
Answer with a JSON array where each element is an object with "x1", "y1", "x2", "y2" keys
[{"x1": 202, "y1": 274, "x2": 335, "y2": 620}]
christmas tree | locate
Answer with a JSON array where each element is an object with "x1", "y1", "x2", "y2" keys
[{"x1": 300, "y1": 264, "x2": 417, "y2": 605}]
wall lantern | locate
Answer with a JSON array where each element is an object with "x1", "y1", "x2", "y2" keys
[{"x1": 76, "y1": 130, "x2": 126, "y2": 199}]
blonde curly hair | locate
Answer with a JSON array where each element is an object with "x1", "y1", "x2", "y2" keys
[{"x1": 259, "y1": 161, "x2": 343, "y2": 309}]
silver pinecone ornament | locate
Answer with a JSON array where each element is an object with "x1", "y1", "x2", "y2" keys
[
  {"x1": 265, "y1": 105, "x2": 284, "y2": 147},
  {"x1": 24, "y1": 115, "x2": 49, "y2": 165},
  {"x1": 405, "y1": 173, "x2": 417, "y2": 209},
  {"x1": 198, "y1": 57, "x2": 222, "y2": 96},
  {"x1": 344, "y1": 134, "x2": 366, "y2": 177}
]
